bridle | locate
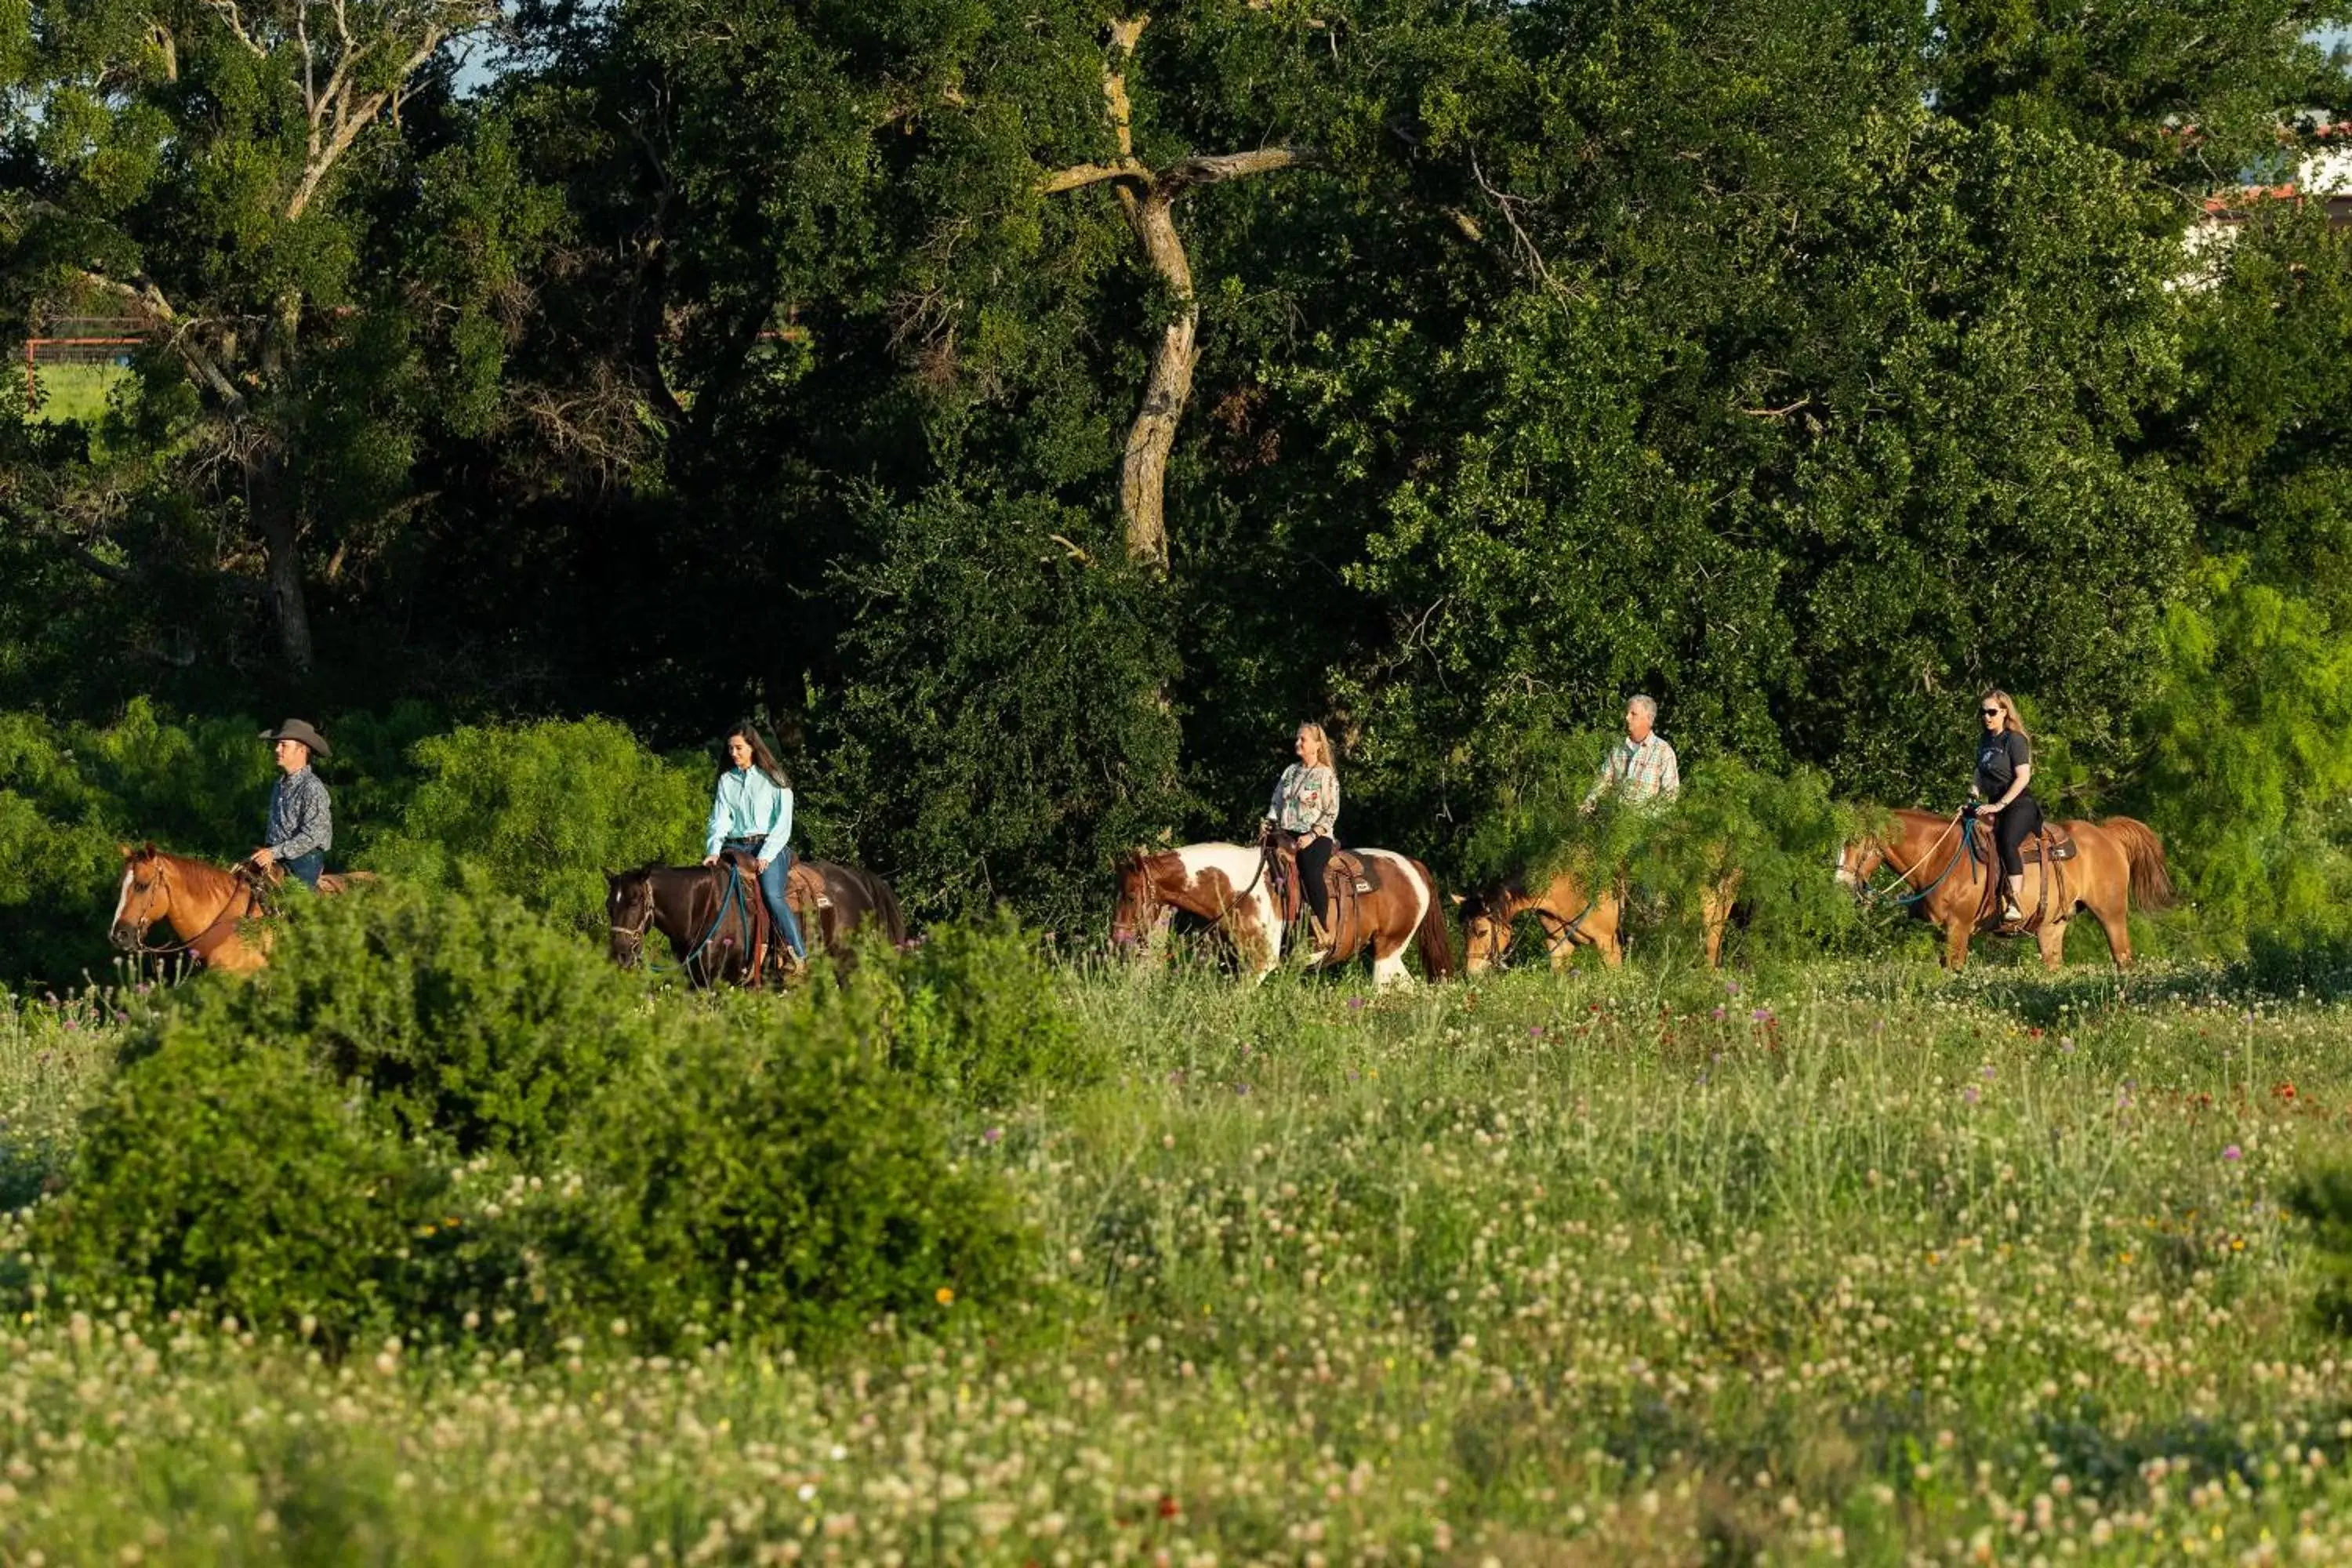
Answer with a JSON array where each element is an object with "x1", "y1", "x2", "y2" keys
[
  {"x1": 1848, "y1": 811, "x2": 1968, "y2": 909},
  {"x1": 1466, "y1": 892, "x2": 1593, "y2": 972},
  {"x1": 115, "y1": 857, "x2": 262, "y2": 960}
]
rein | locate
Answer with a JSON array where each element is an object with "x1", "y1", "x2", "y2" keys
[
  {"x1": 122, "y1": 866, "x2": 264, "y2": 960},
  {"x1": 637, "y1": 862, "x2": 759, "y2": 982},
  {"x1": 1862, "y1": 812, "x2": 1967, "y2": 909}
]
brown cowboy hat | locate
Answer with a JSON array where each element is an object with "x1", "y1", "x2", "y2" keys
[{"x1": 260, "y1": 718, "x2": 332, "y2": 759}]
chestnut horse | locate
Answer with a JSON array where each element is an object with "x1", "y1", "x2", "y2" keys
[
  {"x1": 606, "y1": 857, "x2": 906, "y2": 985},
  {"x1": 108, "y1": 843, "x2": 372, "y2": 974},
  {"x1": 1836, "y1": 808, "x2": 2174, "y2": 970},
  {"x1": 1112, "y1": 841, "x2": 1454, "y2": 987},
  {"x1": 1456, "y1": 865, "x2": 1742, "y2": 973}
]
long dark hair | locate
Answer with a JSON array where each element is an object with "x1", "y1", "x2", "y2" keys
[{"x1": 722, "y1": 721, "x2": 791, "y2": 789}]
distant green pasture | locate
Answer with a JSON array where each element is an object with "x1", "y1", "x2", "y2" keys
[{"x1": 22, "y1": 359, "x2": 132, "y2": 425}]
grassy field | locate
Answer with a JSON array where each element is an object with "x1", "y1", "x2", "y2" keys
[
  {"x1": 20, "y1": 361, "x2": 129, "y2": 425},
  {"x1": 4, "y1": 953, "x2": 2352, "y2": 1563}
]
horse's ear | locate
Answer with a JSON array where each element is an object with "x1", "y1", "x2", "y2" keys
[
  {"x1": 140, "y1": 841, "x2": 157, "y2": 857},
  {"x1": 118, "y1": 842, "x2": 133, "y2": 861},
  {"x1": 1448, "y1": 892, "x2": 1465, "y2": 906}
]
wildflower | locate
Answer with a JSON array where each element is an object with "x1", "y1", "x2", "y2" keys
[
  {"x1": 935, "y1": 1287, "x2": 955, "y2": 1306},
  {"x1": 1982, "y1": 1064, "x2": 1996, "y2": 1080},
  {"x1": 1346, "y1": 996, "x2": 1367, "y2": 1013},
  {"x1": 2223, "y1": 1145, "x2": 2242, "y2": 1163},
  {"x1": 982, "y1": 1126, "x2": 1003, "y2": 1145},
  {"x1": 1751, "y1": 1007, "x2": 1773, "y2": 1023},
  {"x1": 1962, "y1": 1087, "x2": 1979, "y2": 1105}
]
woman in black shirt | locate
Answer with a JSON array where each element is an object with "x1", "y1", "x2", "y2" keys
[{"x1": 1971, "y1": 690, "x2": 2042, "y2": 925}]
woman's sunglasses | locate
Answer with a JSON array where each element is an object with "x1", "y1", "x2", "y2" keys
[{"x1": 1980, "y1": 707, "x2": 2002, "y2": 717}]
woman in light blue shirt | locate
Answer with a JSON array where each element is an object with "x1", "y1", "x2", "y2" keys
[{"x1": 703, "y1": 722, "x2": 807, "y2": 964}]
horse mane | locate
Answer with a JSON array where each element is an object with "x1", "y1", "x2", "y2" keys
[{"x1": 148, "y1": 848, "x2": 241, "y2": 904}]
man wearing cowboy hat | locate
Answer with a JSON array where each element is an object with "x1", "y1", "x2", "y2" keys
[{"x1": 248, "y1": 719, "x2": 334, "y2": 889}]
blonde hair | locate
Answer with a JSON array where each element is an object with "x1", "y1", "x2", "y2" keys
[
  {"x1": 1294, "y1": 721, "x2": 1335, "y2": 770},
  {"x1": 1978, "y1": 690, "x2": 2030, "y2": 740}
]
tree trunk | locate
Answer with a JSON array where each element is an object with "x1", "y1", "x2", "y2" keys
[
  {"x1": 1119, "y1": 190, "x2": 1200, "y2": 575},
  {"x1": 250, "y1": 460, "x2": 315, "y2": 674}
]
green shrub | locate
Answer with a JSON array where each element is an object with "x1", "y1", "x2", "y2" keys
[
  {"x1": 147, "y1": 879, "x2": 655, "y2": 1157},
  {"x1": 32, "y1": 884, "x2": 1047, "y2": 1359},
  {"x1": 882, "y1": 916, "x2": 1095, "y2": 1106},
  {"x1": 364, "y1": 717, "x2": 706, "y2": 934},
  {"x1": 545, "y1": 982, "x2": 1046, "y2": 1354},
  {"x1": 31, "y1": 1027, "x2": 496, "y2": 1348},
  {"x1": 0, "y1": 698, "x2": 439, "y2": 987}
]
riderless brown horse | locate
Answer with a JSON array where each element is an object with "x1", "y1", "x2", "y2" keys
[
  {"x1": 1455, "y1": 866, "x2": 1625, "y2": 973},
  {"x1": 605, "y1": 856, "x2": 906, "y2": 985},
  {"x1": 1111, "y1": 840, "x2": 1454, "y2": 986},
  {"x1": 1455, "y1": 864, "x2": 1742, "y2": 973},
  {"x1": 1836, "y1": 808, "x2": 2173, "y2": 970},
  {"x1": 108, "y1": 843, "x2": 370, "y2": 974}
]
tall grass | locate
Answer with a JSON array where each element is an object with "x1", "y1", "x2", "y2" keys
[{"x1": 5, "y1": 956, "x2": 2352, "y2": 1562}]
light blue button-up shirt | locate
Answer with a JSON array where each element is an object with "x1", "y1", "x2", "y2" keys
[{"x1": 704, "y1": 768, "x2": 793, "y2": 862}]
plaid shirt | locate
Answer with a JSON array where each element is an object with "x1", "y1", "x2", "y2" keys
[
  {"x1": 1586, "y1": 734, "x2": 1680, "y2": 809},
  {"x1": 266, "y1": 767, "x2": 333, "y2": 860}
]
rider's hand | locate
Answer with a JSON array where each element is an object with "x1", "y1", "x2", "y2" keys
[
  {"x1": 1977, "y1": 804, "x2": 2000, "y2": 818},
  {"x1": 702, "y1": 854, "x2": 719, "y2": 866},
  {"x1": 249, "y1": 846, "x2": 275, "y2": 867},
  {"x1": 753, "y1": 858, "x2": 770, "y2": 873}
]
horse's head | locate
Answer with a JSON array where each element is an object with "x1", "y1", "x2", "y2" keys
[
  {"x1": 111, "y1": 843, "x2": 172, "y2": 951},
  {"x1": 1454, "y1": 887, "x2": 1519, "y2": 975},
  {"x1": 605, "y1": 869, "x2": 655, "y2": 968},
  {"x1": 1834, "y1": 836, "x2": 1885, "y2": 894},
  {"x1": 1109, "y1": 851, "x2": 1162, "y2": 951}
]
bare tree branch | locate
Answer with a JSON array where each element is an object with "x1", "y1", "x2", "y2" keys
[
  {"x1": 1040, "y1": 158, "x2": 1152, "y2": 194},
  {"x1": 71, "y1": 269, "x2": 249, "y2": 416}
]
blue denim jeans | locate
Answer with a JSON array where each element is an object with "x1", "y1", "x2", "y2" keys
[
  {"x1": 281, "y1": 850, "x2": 325, "y2": 889},
  {"x1": 724, "y1": 840, "x2": 806, "y2": 959}
]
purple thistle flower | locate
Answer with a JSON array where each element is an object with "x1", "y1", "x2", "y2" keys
[
  {"x1": 1962, "y1": 1087, "x2": 1980, "y2": 1105},
  {"x1": 982, "y1": 1126, "x2": 1004, "y2": 1145},
  {"x1": 2223, "y1": 1145, "x2": 2243, "y2": 1162}
]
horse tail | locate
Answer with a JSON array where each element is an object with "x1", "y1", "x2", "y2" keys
[
  {"x1": 1410, "y1": 858, "x2": 1457, "y2": 981},
  {"x1": 865, "y1": 869, "x2": 909, "y2": 946},
  {"x1": 2103, "y1": 816, "x2": 2177, "y2": 911}
]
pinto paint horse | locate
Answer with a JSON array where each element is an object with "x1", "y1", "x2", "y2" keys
[
  {"x1": 1111, "y1": 841, "x2": 1454, "y2": 987},
  {"x1": 1836, "y1": 808, "x2": 2175, "y2": 971},
  {"x1": 108, "y1": 843, "x2": 372, "y2": 974}
]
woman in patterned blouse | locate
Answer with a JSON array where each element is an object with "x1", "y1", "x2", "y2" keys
[{"x1": 1265, "y1": 722, "x2": 1341, "y2": 953}]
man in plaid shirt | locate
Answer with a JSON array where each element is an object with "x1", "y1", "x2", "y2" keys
[{"x1": 1584, "y1": 694, "x2": 1680, "y2": 811}]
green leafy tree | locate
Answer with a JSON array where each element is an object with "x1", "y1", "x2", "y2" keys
[{"x1": 0, "y1": 0, "x2": 553, "y2": 685}]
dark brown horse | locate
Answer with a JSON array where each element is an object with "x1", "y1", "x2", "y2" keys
[
  {"x1": 605, "y1": 861, "x2": 767, "y2": 985},
  {"x1": 1112, "y1": 840, "x2": 1454, "y2": 986},
  {"x1": 789, "y1": 859, "x2": 909, "y2": 964},
  {"x1": 605, "y1": 858, "x2": 907, "y2": 985},
  {"x1": 1837, "y1": 808, "x2": 2175, "y2": 970},
  {"x1": 109, "y1": 843, "x2": 372, "y2": 973}
]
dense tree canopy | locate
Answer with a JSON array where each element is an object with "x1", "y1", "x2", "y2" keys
[{"x1": 5, "y1": 0, "x2": 2352, "y2": 936}]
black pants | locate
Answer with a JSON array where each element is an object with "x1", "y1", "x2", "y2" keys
[
  {"x1": 1991, "y1": 795, "x2": 2044, "y2": 878},
  {"x1": 1294, "y1": 834, "x2": 1335, "y2": 925}
]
